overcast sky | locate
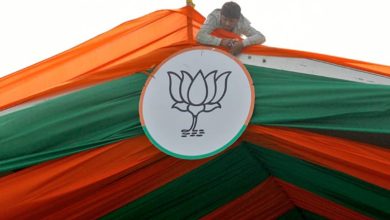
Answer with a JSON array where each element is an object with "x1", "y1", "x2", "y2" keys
[{"x1": 1, "y1": 0, "x2": 389, "y2": 77}]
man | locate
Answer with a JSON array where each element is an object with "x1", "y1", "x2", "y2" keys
[{"x1": 196, "y1": 2, "x2": 266, "y2": 55}]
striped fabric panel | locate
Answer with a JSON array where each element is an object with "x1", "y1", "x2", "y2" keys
[
  {"x1": 1, "y1": 6, "x2": 389, "y2": 220},
  {"x1": 248, "y1": 64, "x2": 390, "y2": 135},
  {"x1": 102, "y1": 145, "x2": 269, "y2": 219},
  {"x1": 244, "y1": 125, "x2": 390, "y2": 189},
  {"x1": 0, "y1": 136, "x2": 216, "y2": 219},
  {"x1": 0, "y1": 74, "x2": 147, "y2": 172},
  {"x1": 2, "y1": 64, "x2": 389, "y2": 172},
  {"x1": 201, "y1": 178, "x2": 294, "y2": 219},
  {"x1": 248, "y1": 143, "x2": 389, "y2": 218},
  {"x1": 204, "y1": 177, "x2": 370, "y2": 220},
  {"x1": 103, "y1": 143, "x2": 389, "y2": 219}
]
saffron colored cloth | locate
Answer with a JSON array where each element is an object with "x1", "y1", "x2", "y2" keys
[
  {"x1": 1, "y1": 5, "x2": 390, "y2": 220},
  {"x1": 2, "y1": 65, "x2": 389, "y2": 172}
]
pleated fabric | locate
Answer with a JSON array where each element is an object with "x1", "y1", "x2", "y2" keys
[{"x1": 1, "y1": 5, "x2": 389, "y2": 220}]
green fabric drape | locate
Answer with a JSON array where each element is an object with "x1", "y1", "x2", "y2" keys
[
  {"x1": 102, "y1": 145, "x2": 269, "y2": 220},
  {"x1": 0, "y1": 74, "x2": 147, "y2": 172},
  {"x1": 103, "y1": 143, "x2": 389, "y2": 219},
  {"x1": 278, "y1": 208, "x2": 326, "y2": 220},
  {"x1": 1, "y1": 65, "x2": 389, "y2": 172},
  {"x1": 248, "y1": 65, "x2": 390, "y2": 134},
  {"x1": 249, "y1": 143, "x2": 390, "y2": 218}
]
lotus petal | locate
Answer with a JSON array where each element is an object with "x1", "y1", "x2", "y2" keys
[
  {"x1": 204, "y1": 103, "x2": 221, "y2": 112},
  {"x1": 172, "y1": 102, "x2": 188, "y2": 112},
  {"x1": 180, "y1": 71, "x2": 192, "y2": 103},
  {"x1": 167, "y1": 71, "x2": 182, "y2": 102},
  {"x1": 188, "y1": 70, "x2": 207, "y2": 105},
  {"x1": 204, "y1": 70, "x2": 217, "y2": 103},
  {"x1": 211, "y1": 71, "x2": 232, "y2": 103}
]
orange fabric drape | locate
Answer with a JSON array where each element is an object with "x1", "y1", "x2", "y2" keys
[
  {"x1": 0, "y1": 5, "x2": 388, "y2": 219},
  {"x1": 0, "y1": 124, "x2": 387, "y2": 218},
  {"x1": 204, "y1": 177, "x2": 371, "y2": 220},
  {"x1": 0, "y1": 136, "x2": 213, "y2": 219},
  {"x1": 0, "y1": 7, "x2": 204, "y2": 111},
  {"x1": 212, "y1": 28, "x2": 390, "y2": 77},
  {"x1": 276, "y1": 178, "x2": 372, "y2": 220},
  {"x1": 1, "y1": 6, "x2": 389, "y2": 112},
  {"x1": 244, "y1": 46, "x2": 390, "y2": 77},
  {"x1": 244, "y1": 125, "x2": 390, "y2": 190},
  {"x1": 202, "y1": 178, "x2": 294, "y2": 220},
  {"x1": 0, "y1": 126, "x2": 386, "y2": 218}
]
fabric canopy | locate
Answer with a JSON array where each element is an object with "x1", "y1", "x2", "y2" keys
[{"x1": 0, "y1": 5, "x2": 389, "y2": 220}]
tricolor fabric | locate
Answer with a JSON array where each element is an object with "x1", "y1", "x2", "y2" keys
[{"x1": 0, "y1": 6, "x2": 389, "y2": 219}]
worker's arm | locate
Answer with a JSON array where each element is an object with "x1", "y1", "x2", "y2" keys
[
  {"x1": 241, "y1": 24, "x2": 266, "y2": 47},
  {"x1": 196, "y1": 13, "x2": 222, "y2": 46},
  {"x1": 230, "y1": 23, "x2": 265, "y2": 55}
]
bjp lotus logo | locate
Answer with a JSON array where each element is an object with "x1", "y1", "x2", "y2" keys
[
  {"x1": 140, "y1": 47, "x2": 254, "y2": 159},
  {"x1": 168, "y1": 70, "x2": 231, "y2": 137}
]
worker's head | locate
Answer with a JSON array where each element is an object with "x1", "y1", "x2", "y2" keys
[{"x1": 220, "y1": 2, "x2": 241, "y2": 31}]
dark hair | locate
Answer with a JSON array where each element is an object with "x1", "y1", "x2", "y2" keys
[{"x1": 221, "y1": 2, "x2": 241, "y2": 19}]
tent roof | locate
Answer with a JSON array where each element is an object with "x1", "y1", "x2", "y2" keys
[
  {"x1": 0, "y1": 6, "x2": 389, "y2": 219},
  {"x1": 1, "y1": 6, "x2": 389, "y2": 111}
]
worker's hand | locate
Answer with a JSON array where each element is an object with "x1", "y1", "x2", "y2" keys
[
  {"x1": 220, "y1": 39, "x2": 235, "y2": 49},
  {"x1": 230, "y1": 40, "x2": 244, "y2": 55}
]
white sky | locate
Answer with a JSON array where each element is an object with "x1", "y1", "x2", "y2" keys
[{"x1": 1, "y1": 0, "x2": 389, "y2": 77}]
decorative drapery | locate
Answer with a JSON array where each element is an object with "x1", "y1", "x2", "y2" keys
[{"x1": 1, "y1": 6, "x2": 389, "y2": 220}]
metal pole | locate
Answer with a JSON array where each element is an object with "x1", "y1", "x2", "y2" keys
[
  {"x1": 186, "y1": 0, "x2": 195, "y2": 7},
  {"x1": 186, "y1": 0, "x2": 195, "y2": 41}
]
